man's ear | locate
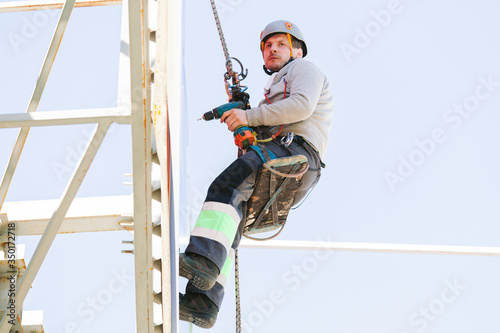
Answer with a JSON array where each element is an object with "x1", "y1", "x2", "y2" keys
[{"x1": 293, "y1": 47, "x2": 303, "y2": 59}]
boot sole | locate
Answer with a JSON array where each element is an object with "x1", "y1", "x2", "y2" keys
[
  {"x1": 179, "y1": 265, "x2": 217, "y2": 291},
  {"x1": 179, "y1": 255, "x2": 217, "y2": 290},
  {"x1": 179, "y1": 311, "x2": 216, "y2": 329}
]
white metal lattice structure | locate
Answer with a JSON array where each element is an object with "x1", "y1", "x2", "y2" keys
[{"x1": 0, "y1": 0, "x2": 182, "y2": 332}]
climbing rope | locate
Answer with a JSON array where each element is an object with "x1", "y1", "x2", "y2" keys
[
  {"x1": 209, "y1": 0, "x2": 235, "y2": 79},
  {"x1": 209, "y1": 0, "x2": 229, "y2": 60},
  {"x1": 208, "y1": 3, "x2": 243, "y2": 331},
  {"x1": 235, "y1": 249, "x2": 242, "y2": 333}
]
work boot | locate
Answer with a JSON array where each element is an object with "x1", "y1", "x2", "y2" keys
[
  {"x1": 179, "y1": 292, "x2": 218, "y2": 329},
  {"x1": 179, "y1": 252, "x2": 219, "y2": 290}
]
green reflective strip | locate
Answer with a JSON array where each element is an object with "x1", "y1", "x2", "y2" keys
[
  {"x1": 195, "y1": 210, "x2": 238, "y2": 242},
  {"x1": 220, "y1": 255, "x2": 233, "y2": 278}
]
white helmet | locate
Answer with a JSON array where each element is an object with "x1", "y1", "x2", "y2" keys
[{"x1": 259, "y1": 20, "x2": 307, "y2": 57}]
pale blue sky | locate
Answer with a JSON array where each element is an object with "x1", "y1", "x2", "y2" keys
[{"x1": 1, "y1": 0, "x2": 499, "y2": 332}]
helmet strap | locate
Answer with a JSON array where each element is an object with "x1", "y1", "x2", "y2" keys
[
  {"x1": 262, "y1": 58, "x2": 295, "y2": 76},
  {"x1": 263, "y1": 65, "x2": 275, "y2": 76},
  {"x1": 287, "y1": 33, "x2": 293, "y2": 58}
]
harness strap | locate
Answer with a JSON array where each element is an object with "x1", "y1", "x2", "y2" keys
[
  {"x1": 248, "y1": 144, "x2": 277, "y2": 163},
  {"x1": 270, "y1": 172, "x2": 280, "y2": 228}
]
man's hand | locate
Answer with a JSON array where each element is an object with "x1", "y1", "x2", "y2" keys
[{"x1": 220, "y1": 109, "x2": 249, "y2": 132}]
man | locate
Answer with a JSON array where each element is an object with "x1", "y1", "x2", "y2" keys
[{"x1": 179, "y1": 20, "x2": 334, "y2": 328}]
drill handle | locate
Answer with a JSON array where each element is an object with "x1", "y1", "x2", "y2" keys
[{"x1": 205, "y1": 101, "x2": 246, "y2": 121}]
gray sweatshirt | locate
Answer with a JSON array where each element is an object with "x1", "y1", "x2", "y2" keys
[{"x1": 246, "y1": 58, "x2": 334, "y2": 160}]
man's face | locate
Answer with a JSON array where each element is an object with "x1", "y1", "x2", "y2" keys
[{"x1": 262, "y1": 33, "x2": 302, "y2": 72}]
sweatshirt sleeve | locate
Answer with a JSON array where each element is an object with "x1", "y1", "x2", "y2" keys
[{"x1": 246, "y1": 60, "x2": 325, "y2": 127}]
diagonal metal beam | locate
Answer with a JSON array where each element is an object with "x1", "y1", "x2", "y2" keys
[
  {"x1": 0, "y1": 0, "x2": 120, "y2": 13},
  {"x1": 0, "y1": 122, "x2": 111, "y2": 333},
  {"x1": 0, "y1": 0, "x2": 76, "y2": 210}
]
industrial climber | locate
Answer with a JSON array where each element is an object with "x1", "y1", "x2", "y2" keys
[{"x1": 179, "y1": 20, "x2": 334, "y2": 329}]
